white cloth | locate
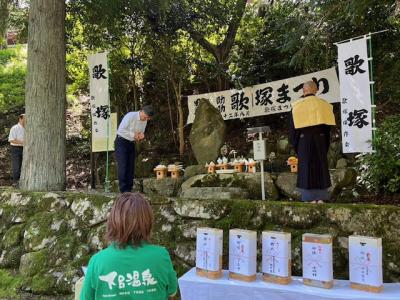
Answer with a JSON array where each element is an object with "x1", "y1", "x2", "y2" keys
[
  {"x1": 116, "y1": 111, "x2": 147, "y2": 141},
  {"x1": 8, "y1": 123, "x2": 24, "y2": 146},
  {"x1": 179, "y1": 268, "x2": 400, "y2": 300},
  {"x1": 337, "y1": 37, "x2": 373, "y2": 153},
  {"x1": 74, "y1": 277, "x2": 84, "y2": 300}
]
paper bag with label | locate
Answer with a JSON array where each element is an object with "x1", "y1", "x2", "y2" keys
[
  {"x1": 349, "y1": 235, "x2": 383, "y2": 293},
  {"x1": 302, "y1": 233, "x2": 333, "y2": 289},
  {"x1": 196, "y1": 227, "x2": 223, "y2": 279},
  {"x1": 262, "y1": 231, "x2": 291, "y2": 284},
  {"x1": 229, "y1": 229, "x2": 257, "y2": 282}
]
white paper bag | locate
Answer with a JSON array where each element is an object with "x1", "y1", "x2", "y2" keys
[
  {"x1": 196, "y1": 228, "x2": 223, "y2": 272},
  {"x1": 349, "y1": 235, "x2": 383, "y2": 287},
  {"x1": 229, "y1": 229, "x2": 257, "y2": 276},
  {"x1": 302, "y1": 234, "x2": 333, "y2": 282},
  {"x1": 262, "y1": 231, "x2": 291, "y2": 277}
]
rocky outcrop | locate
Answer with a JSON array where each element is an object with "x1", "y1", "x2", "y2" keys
[
  {"x1": 183, "y1": 165, "x2": 207, "y2": 180},
  {"x1": 180, "y1": 187, "x2": 249, "y2": 200},
  {"x1": 189, "y1": 99, "x2": 226, "y2": 164},
  {"x1": 180, "y1": 173, "x2": 279, "y2": 200},
  {"x1": 143, "y1": 178, "x2": 184, "y2": 197},
  {"x1": 275, "y1": 169, "x2": 357, "y2": 200}
]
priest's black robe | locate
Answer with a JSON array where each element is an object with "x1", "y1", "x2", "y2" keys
[{"x1": 289, "y1": 113, "x2": 332, "y2": 189}]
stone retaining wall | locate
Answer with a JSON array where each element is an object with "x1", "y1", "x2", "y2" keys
[{"x1": 0, "y1": 188, "x2": 399, "y2": 298}]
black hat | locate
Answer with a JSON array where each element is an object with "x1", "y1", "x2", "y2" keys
[{"x1": 142, "y1": 105, "x2": 154, "y2": 117}]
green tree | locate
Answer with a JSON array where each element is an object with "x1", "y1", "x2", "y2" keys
[
  {"x1": 69, "y1": 0, "x2": 156, "y2": 114},
  {"x1": 0, "y1": 0, "x2": 10, "y2": 48},
  {"x1": 147, "y1": 0, "x2": 248, "y2": 91},
  {"x1": 9, "y1": 0, "x2": 29, "y2": 44},
  {"x1": 357, "y1": 115, "x2": 400, "y2": 194},
  {"x1": 20, "y1": 0, "x2": 66, "y2": 191},
  {"x1": 0, "y1": 45, "x2": 26, "y2": 111},
  {"x1": 150, "y1": 34, "x2": 192, "y2": 156}
]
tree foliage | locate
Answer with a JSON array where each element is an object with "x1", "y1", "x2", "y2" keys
[
  {"x1": 357, "y1": 115, "x2": 400, "y2": 194},
  {"x1": 0, "y1": 45, "x2": 26, "y2": 112}
]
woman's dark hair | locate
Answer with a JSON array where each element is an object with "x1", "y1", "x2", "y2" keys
[{"x1": 106, "y1": 192, "x2": 153, "y2": 248}]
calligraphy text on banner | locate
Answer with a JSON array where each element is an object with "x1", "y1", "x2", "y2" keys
[
  {"x1": 337, "y1": 37, "x2": 373, "y2": 153},
  {"x1": 88, "y1": 52, "x2": 116, "y2": 152},
  {"x1": 187, "y1": 67, "x2": 340, "y2": 124}
]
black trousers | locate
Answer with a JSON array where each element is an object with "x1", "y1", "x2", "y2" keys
[
  {"x1": 10, "y1": 146, "x2": 23, "y2": 183},
  {"x1": 115, "y1": 136, "x2": 135, "y2": 193}
]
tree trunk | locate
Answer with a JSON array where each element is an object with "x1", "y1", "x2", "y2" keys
[
  {"x1": 172, "y1": 80, "x2": 185, "y2": 157},
  {"x1": 166, "y1": 81, "x2": 177, "y2": 148},
  {"x1": 395, "y1": 0, "x2": 400, "y2": 17},
  {"x1": 0, "y1": 0, "x2": 9, "y2": 49},
  {"x1": 20, "y1": 0, "x2": 66, "y2": 191},
  {"x1": 187, "y1": 0, "x2": 247, "y2": 91},
  {"x1": 132, "y1": 71, "x2": 139, "y2": 111}
]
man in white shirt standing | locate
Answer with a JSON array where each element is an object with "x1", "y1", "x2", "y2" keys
[
  {"x1": 8, "y1": 114, "x2": 25, "y2": 186},
  {"x1": 115, "y1": 105, "x2": 154, "y2": 193}
]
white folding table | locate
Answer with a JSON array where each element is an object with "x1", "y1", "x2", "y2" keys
[{"x1": 178, "y1": 268, "x2": 400, "y2": 300}]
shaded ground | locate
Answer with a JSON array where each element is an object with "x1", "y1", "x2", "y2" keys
[{"x1": 0, "y1": 97, "x2": 91, "y2": 190}]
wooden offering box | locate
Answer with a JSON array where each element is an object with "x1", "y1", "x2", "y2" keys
[
  {"x1": 233, "y1": 163, "x2": 245, "y2": 173},
  {"x1": 287, "y1": 157, "x2": 298, "y2": 173},
  {"x1": 170, "y1": 170, "x2": 180, "y2": 178},
  {"x1": 154, "y1": 166, "x2": 167, "y2": 179},
  {"x1": 217, "y1": 163, "x2": 229, "y2": 170},
  {"x1": 229, "y1": 229, "x2": 257, "y2": 282},
  {"x1": 349, "y1": 235, "x2": 383, "y2": 293},
  {"x1": 302, "y1": 233, "x2": 333, "y2": 289},
  {"x1": 247, "y1": 162, "x2": 257, "y2": 173},
  {"x1": 196, "y1": 227, "x2": 223, "y2": 279},
  {"x1": 262, "y1": 231, "x2": 291, "y2": 285},
  {"x1": 207, "y1": 163, "x2": 216, "y2": 174},
  {"x1": 168, "y1": 165, "x2": 181, "y2": 178}
]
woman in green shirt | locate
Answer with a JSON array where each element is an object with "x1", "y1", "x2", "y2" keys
[{"x1": 80, "y1": 193, "x2": 178, "y2": 300}]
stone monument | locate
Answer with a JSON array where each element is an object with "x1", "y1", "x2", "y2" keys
[{"x1": 189, "y1": 99, "x2": 226, "y2": 164}]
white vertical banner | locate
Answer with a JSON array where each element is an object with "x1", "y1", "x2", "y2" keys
[
  {"x1": 337, "y1": 37, "x2": 373, "y2": 153},
  {"x1": 88, "y1": 52, "x2": 115, "y2": 152}
]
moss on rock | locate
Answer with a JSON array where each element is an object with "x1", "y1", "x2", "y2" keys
[
  {"x1": 143, "y1": 178, "x2": 184, "y2": 197},
  {"x1": 70, "y1": 193, "x2": 114, "y2": 226},
  {"x1": 0, "y1": 269, "x2": 22, "y2": 299},
  {"x1": 187, "y1": 173, "x2": 279, "y2": 200},
  {"x1": 87, "y1": 223, "x2": 107, "y2": 252},
  {"x1": 19, "y1": 249, "x2": 49, "y2": 278},
  {"x1": 0, "y1": 246, "x2": 24, "y2": 268},
  {"x1": 23, "y1": 211, "x2": 71, "y2": 252},
  {"x1": 26, "y1": 266, "x2": 80, "y2": 295},
  {"x1": 49, "y1": 233, "x2": 89, "y2": 267},
  {"x1": 1, "y1": 224, "x2": 24, "y2": 249}
]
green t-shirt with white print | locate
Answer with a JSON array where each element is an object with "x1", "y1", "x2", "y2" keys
[{"x1": 80, "y1": 243, "x2": 177, "y2": 300}]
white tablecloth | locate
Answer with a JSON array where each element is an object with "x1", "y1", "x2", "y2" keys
[{"x1": 178, "y1": 268, "x2": 400, "y2": 300}]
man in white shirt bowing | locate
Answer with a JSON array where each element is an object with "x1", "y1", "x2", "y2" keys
[
  {"x1": 8, "y1": 114, "x2": 25, "y2": 186},
  {"x1": 115, "y1": 105, "x2": 154, "y2": 193}
]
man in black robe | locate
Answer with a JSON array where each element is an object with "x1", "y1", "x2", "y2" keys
[{"x1": 289, "y1": 81, "x2": 336, "y2": 203}]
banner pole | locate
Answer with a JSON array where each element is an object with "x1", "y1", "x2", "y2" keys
[
  {"x1": 104, "y1": 52, "x2": 111, "y2": 193},
  {"x1": 104, "y1": 111, "x2": 110, "y2": 192},
  {"x1": 333, "y1": 29, "x2": 389, "y2": 45},
  {"x1": 367, "y1": 33, "x2": 377, "y2": 151},
  {"x1": 90, "y1": 115, "x2": 96, "y2": 190}
]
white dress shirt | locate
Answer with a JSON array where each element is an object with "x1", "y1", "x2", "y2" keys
[
  {"x1": 117, "y1": 111, "x2": 147, "y2": 141},
  {"x1": 8, "y1": 123, "x2": 24, "y2": 146}
]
